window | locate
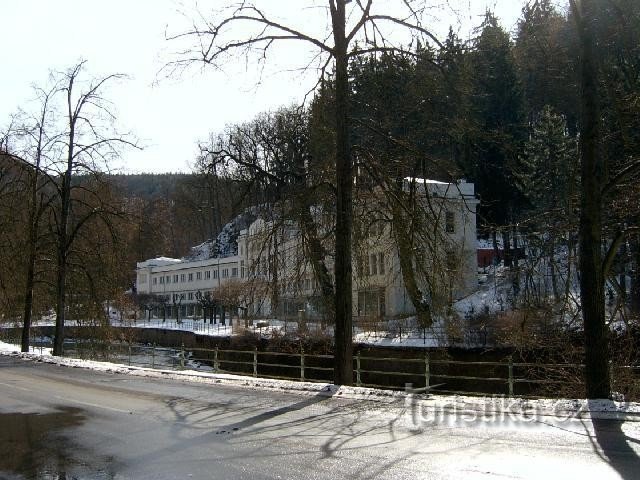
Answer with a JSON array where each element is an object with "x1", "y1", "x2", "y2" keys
[
  {"x1": 153, "y1": 277, "x2": 157, "y2": 285},
  {"x1": 180, "y1": 293, "x2": 185, "y2": 300},
  {"x1": 357, "y1": 289, "x2": 385, "y2": 316},
  {"x1": 196, "y1": 271, "x2": 202, "y2": 280},
  {"x1": 188, "y1": 273, "x2": 193, "y2": 282},
  {"x1": 165, "y1": 275, "x2": 170, "y2": 284},
  {"x1": 231, "y1": 267, "x2": 238, "y2": 277},
  {"x1": 445, "y1": 211, "x2": 455, "y2": 233},
  {"x1": 160, "y1": 276, "x2": 165, "y2": 284},
  {"x1": 204, "y1": 270, "x2": 211, "y2": 280},
  {"x1": 180, "y1": 274, "x2": 186, "y2": 282},
  {"x1": 213, "y1": 270, "x2": 218, "y2": 279},
  {"x1": 305, "y1": 278, "x2": 311, "y2": 291},
  {"x1": 173, "y1": 274, "x2": 179, "y2": 283},
  {"x1": 378, "y1": 252, "x2": 385, "y2": 275},
  {"x1": 370, "y1": 254, "x2": 377, "y2": 276},
  {"x1": 222, "y1": 268, "x2": 229, "y2": 278},
  {"x1": 188, "y1": 292, "x2": 194, "y2": 300},
  {"x1": 241, "y1": 260, "x2": 245, "y2": 278}
]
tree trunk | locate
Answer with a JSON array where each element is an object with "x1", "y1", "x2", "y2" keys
[
  {"x1": 331, "y1": 0, "x2": 353, "y2": 385},
  {"x1": 391, "y1": 201, "x2": 433, "y2": 327},
  {"x1": 492, "y1": 230, "x2": 499, "y2": 266},
  {"x1": 22, "y1": 122, "x2": 46, "y2": 353},
  {"x1": 298, "y1": 205, "x2": 334, "y2": 324},
  {"x1": 549, "y1": 237, "x2": 560, "y2": 299},
  {"x1": 573, "y1": 0, "x2": 610, "y2": 398},
  {"x1": 631, "y1": 236, "x2": 640, "y2": 314},
  {"x1": 512, "y1": 225, "x2": 519, "y2": 269},
  {"x1": 270, "y1": 233, "x2": 280, "y2": 316},
  {"x1": 502, "y1": 230, "x2": 512, "y2": 268},
  {"x1": 21, "y1": 188, "x2": 38, "y2": 353},
  {"x1": 53, "y1": 85, "x2": 77, "y2": 356},
  {"x1": 53, "y1": 167, "x2": 71, "y2": 356},
  {"x1": 53, "y1": 243, "x2": 67, "y2": 356},
  {"x1": 20, "y1": 250, "x2": 35, "y2": 353},
  {"x1": 618, "y1": 235, "x2": 627, "y2": 300}
]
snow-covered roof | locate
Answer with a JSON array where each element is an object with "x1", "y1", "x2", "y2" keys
[
  {"x1": 403, "y1": 177, "x2": 476, "y2": 198},
  {"x1": 142, "y1": 257, "x2": 183, "y2": 267},
  {"x1": 404, "y1": 177, "x2": 449, "y2": 185}
]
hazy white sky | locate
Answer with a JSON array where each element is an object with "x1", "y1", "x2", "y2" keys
[{"x1": 1, "y1": 0, "x2": 536, "y2": 174}]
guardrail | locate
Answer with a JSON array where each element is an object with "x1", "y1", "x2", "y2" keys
[
  {"x1": 59, "y1": 343, "x2": 640, "y2": 397},
  {"x1": 2, "y1": 336, "x2": 638, "y2": 398}
]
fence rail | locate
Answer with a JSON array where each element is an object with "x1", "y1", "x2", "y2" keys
[{"x1": 2, "y1": 335, "x2": 639, "y2": 398}]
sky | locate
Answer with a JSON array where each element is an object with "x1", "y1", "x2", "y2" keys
[{"x1": 1, "y1": 0, "x2": 539, "y2": 174}]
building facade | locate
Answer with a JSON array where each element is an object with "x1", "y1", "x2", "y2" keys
[{"x1": 136, "y1": 178, "x2": 478, "y2": 321}]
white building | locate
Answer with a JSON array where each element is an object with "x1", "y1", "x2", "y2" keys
[{"x1": 136, "y1": 178, "x2": 478, "y2": 321}]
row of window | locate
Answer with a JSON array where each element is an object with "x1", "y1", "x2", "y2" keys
[
  {"x1": 151, "y1": 266, "x2": 241, "y2": 286},
  {"x1": 282, "y1": 277, "x2": 318, "y2": 294}
]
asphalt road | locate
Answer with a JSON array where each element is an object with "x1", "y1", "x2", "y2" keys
[{"x1": 0, "y1": 355, "x2": 638, "y2": 480}]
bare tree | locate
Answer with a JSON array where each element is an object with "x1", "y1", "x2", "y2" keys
[
  {"x1": 167, "y1": 0, "x2": 440, "y2": 385},
  {"x1": 48, "y1": 62, "x2": 137, "y2": 355},
  {"x1": 11, "y1": 85, "x2": 61, "y2": 352}
]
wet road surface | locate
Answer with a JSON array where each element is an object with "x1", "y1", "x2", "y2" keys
[{"x1": 0, "y1": 355, "x2": 639, "y2": 479}]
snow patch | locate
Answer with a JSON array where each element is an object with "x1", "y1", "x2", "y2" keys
[{"x1": 185, "y1": 212, "x2": 255, "y2": 260}]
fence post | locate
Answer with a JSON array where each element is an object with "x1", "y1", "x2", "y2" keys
[
  {"x1": 300, "y1": 348, "x2": 305, "y2": 382},
  {"x1": 356, "y1": 352, "x2": 361, "y2": 387},
  {"x1": 425, "y1": 352, "x2": 430, "y2": 390},
  {"x1": 508, "y1": 358, "x2": 514, "y2": 396},
  {"x1": 151, "y1": 343, "x2": 156, "y2": 369},
  {"x1": 253, "y1": 347, "x2": 258, "y2": 377},
  {"x1": 128, "y1": 343, "x2": 132, "y2": 366},
  {"x1": 214, "y1": 346, "x2": 219, "y2": 372},
  {"x1": 180, "y1": 343, "x2": 185, "y2": 370}
]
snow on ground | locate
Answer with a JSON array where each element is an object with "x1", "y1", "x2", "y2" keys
[
  {"x1": 353, "y1": 332, "x2": 443, "y2": 348},
  {"x1": 0, "y1": 340, "x2": 51, "y2": 355},
  {"x1": 1, "y1": 344, "x2": 638, "y2": 421}
]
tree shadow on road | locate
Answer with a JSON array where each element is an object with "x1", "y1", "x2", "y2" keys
[
  {"x1": 157, "y1": 387, "x2": 492, "y2": 479},
  {"x1": 124, "y1": 384, "x2": 429, "y2": 479},
  {"x1": 212, "y1": 386, "x2": 338, "y2": 434},
  {"x1": 586, "y1": 400, "x2": 640, "y2": 480}
]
